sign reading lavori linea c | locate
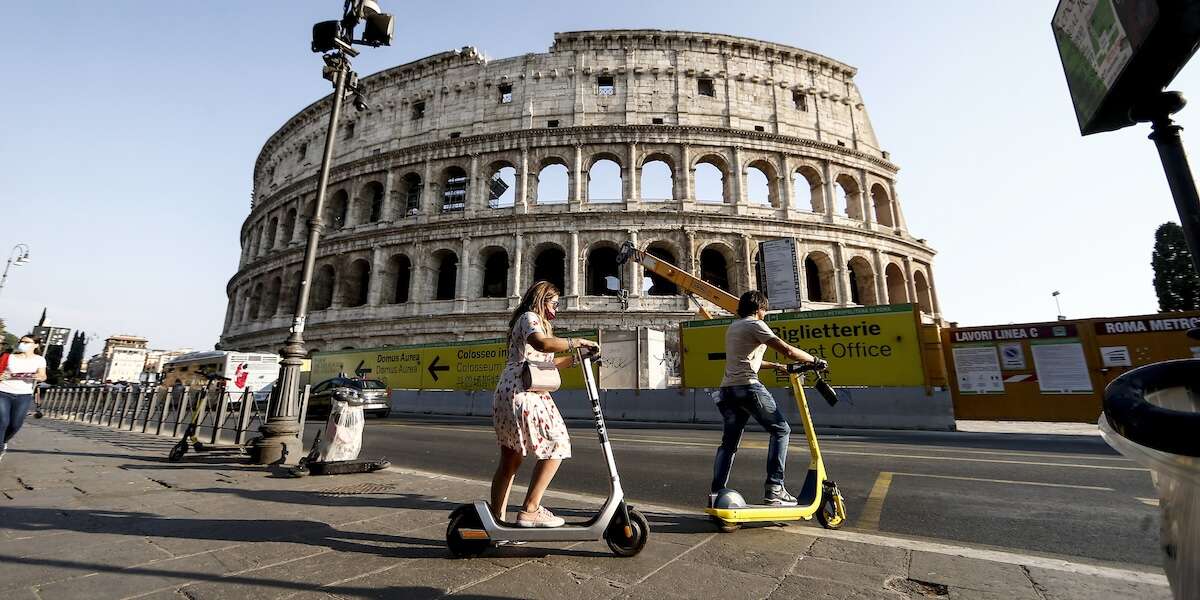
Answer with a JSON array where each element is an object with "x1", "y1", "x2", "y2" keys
[{"x1": 681, "y1": 304, "x2": 925, "y2": 388}]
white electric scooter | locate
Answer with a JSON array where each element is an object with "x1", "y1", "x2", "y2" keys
[{"x1": 446, "y1": 347, "x2": 650, "y2": 557}]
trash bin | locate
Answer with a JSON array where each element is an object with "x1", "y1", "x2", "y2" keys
[
  {"x1": 1099, "y1": 359, "x2": 1200, "y2": 600},
  {"x1": 317, "y1": 386, "x2": 366, "y2": 462}
]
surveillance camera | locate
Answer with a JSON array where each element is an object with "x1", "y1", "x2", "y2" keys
[{"x1": 353, "y1": 92, "x2": 369, "y2": 112}]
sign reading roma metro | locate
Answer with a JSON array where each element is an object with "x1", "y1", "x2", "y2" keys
[
  {"x1": 680, "y1": 304, "x2": 926, "y2": 388},
  {"x1": 311, "y1": 331, "x2": 599, "y2": 392}
]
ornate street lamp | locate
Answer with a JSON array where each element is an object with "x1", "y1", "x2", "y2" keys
[
  {"x1": 250, "y1": 1, "x2": 393, "y2": 465},
  {"x1": 0, "y1": 244, "x2": 31, "y2": 300}
]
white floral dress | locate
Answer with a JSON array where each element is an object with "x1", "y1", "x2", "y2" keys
[{"x1": 492, "y1": 312, "x2": 572, "y2": 459}]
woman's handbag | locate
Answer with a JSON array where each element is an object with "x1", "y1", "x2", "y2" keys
[{"x1": 521, "y1": 359, "x2": 561, "y2": 392}]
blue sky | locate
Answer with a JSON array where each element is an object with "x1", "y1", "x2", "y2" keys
[{"x1": 0, "y1": 1, "x2": 1192, "y2": 355}]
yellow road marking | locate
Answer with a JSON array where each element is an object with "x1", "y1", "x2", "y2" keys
[
  {"x1": 889, "y1": 472, "x2": 1114, "y2": 491},
  {"x1": 857, "y1": 471, "x2": 893, "y2": 530},
  {"x1": 1137, "y1": 497, "x2": 1160, "y2": 507}
]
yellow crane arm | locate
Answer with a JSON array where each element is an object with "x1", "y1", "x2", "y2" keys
[{"x1": 616, "y1": 241, "x2": 741, "y2": 315}]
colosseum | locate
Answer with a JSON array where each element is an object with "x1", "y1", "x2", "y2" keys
[{"x1": 219, "y1": 29, "x2": 941, "y2": 354}]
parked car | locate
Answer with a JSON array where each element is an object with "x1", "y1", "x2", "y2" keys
[{"x1": 305, "y1": 377, "x2": 391, "y2": 419}]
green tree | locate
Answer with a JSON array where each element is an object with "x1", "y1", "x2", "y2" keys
[
  {"x1": 62, "y1": 331, "x2": 87, "y2": 382},
  {"x1": 1152, "y1": 222, "x2": 1200, "y2": 311},
  {"x1": 0, "y1": 318, "x2": 16, "y2": 352}
]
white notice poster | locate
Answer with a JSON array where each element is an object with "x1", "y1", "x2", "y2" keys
[
  {"x1": 759, "y1": 239, "x2": 802, "y2": 310},
  {"x1": 1099, "y1": 346, "x2": 1132, "y2": 368},
  {"x1": 952, "y1": 346, "x2": 1004, "y2": 394},
  {"x1": 1031, "y1": 341, "x2": 1093, "y2": 394}
]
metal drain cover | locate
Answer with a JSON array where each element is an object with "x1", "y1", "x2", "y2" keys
[{"x1": 316, "y1": 482, "x2": 397, "y2": 496}]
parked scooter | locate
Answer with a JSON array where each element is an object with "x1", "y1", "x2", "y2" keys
[
  {"x1": 168, "y1": 372, "x2": 229, "y2": 462},
  {"x1": 706, "y1": 361, "x2": 847, "y2": 532},
  {"x1": 446, "y1": 347, "x2": 650, "y2": 557},
  {"x1": 290, "y1": 385, "x2": 390, "y2": 476}
]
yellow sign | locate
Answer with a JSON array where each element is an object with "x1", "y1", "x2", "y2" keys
[
  {"x1": 312, "y1": 330, "x2": 598, "y2": 391},
  {"x1": 681, "y1": 305, "x2": 925, "y2": 388}
]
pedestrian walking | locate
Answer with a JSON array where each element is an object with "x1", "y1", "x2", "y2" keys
[
  {"x1": 0, "y1": 335, "x2": 47, "y2": 462},
  {"x1": 489, "y1": 281, "x2": 599, "y2": 527}
]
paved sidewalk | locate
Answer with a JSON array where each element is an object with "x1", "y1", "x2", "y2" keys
[{"x1": 0, "y1": 419, "x2": 1170, "y2": 600}]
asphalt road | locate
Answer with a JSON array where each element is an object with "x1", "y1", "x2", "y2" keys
[{"x1": 303, "y1": 415, "x2": 1161, "y2": 567}]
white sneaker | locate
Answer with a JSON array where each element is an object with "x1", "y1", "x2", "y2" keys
[
  {"x1": 516, "y1": 506, "x2": 565, "y2": 528},
  {"x1": 0, "y1": 443, "x2": 6, "y2": 463}
]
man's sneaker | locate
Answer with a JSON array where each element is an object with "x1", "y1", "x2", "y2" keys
[
  {"x1": 764, "y1": 486, "x2": 799, "y2": 506},
  {"x1": 516, "y1": 506, "x2": 565, "y2": 528},
  {"x1": 0, "y1": 443, "x2": 6, "y2": 463}
]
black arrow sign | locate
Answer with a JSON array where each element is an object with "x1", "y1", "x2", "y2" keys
[
  {"x1": 707, "y1": 352, "x2": 727, "y2": 361},
  {"x1": 354, "y1": 360, "x2": 372, "y2": 378},
  {"x1": 427, "y1": 355, "x2": 450, "y2": 381}
]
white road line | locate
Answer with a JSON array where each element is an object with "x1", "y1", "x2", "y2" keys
[{"x1": 890, "y1": 472, "x2": 1115, "y2": 491}]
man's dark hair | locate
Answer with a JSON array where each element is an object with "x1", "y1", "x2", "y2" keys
[{"x1": 737, "y1": 290, "x2": 769, "y2": 317}]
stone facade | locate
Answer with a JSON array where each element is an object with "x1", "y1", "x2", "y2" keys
[{"x1": 220, "y1": 30, "x2": 940, "y2": 353}]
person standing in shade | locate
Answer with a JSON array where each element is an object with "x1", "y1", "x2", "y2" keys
[
  {"x1": 710, "y1": 291, "x2": 824, "y2": 506},
  {"x1": 0, "y1": 335, "x2": 47, "y2": 462}
]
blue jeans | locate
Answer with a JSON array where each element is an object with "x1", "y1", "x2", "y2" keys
[
  {"x1": 0, "y1": 391, "x2": 34, "y2": 445},
  {"x1": 711, "y1": 382, "x2": 791, "y2": 494}
]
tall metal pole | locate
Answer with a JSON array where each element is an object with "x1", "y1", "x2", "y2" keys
[
  {"x1": 1134, "y1": 92, "x2": 1200, "y2": 277},
  {"x1": 251, "y1": 58, "x2": 350, "y2": 465}
]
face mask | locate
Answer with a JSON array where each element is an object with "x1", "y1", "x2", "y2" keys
[{"x1": 16, "y1": 343, "x2": 33, "y2": 353}]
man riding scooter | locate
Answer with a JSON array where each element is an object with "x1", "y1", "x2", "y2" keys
[{"x1": 710, "y1": 290, "x2": 826, "y2": 507}]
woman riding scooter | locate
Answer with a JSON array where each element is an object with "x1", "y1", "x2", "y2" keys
[
  {"x1": 710, "y1": 291, "x2": 825, "y2": 507},
  {"x1": 490, "y1": 281, "x2": 599, "y2": 528}
]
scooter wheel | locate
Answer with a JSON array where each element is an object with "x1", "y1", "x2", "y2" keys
[
  {"x1": 446, "y1": 506, "x2": 490, "y2": 558},
  {"x1": 710, "y1": 515, "x2": 740, "y2": 533},
  {"x1": 605, "y1": 509, "x2": 650, "y2": 557},
  {"x1": 816, "y1": 489, "x2": 845, "y2": 530},
  {"x1": 193, "y1": 442, "x2": 205, "y2": 452},
  {"x1": 167, "y1": 443, "x2": 186, "y2": 463}
]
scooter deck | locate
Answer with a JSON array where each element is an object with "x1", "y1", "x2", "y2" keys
[{"x1": 705, "y1": 505, "x2": 817, "y2": 523}]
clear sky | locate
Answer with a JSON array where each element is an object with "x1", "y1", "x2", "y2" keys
[{"x1": 0, "y1": 1, "x2": 1193, "y2": 356}]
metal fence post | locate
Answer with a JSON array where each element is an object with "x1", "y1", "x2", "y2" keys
[
  {"x1": 129, "y1": 387, "x2": 147, "y2": 431},
  {"x1": 234, "y1": 389, "x2": 254, "y2": 446},
  {"x1": 152, "y1": 387, "x2": 169, "y2": 435},
  {"x1": 210, "y1": 386, "x2": 230, "y2": 445}
]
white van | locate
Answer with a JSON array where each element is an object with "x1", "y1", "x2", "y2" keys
[{"x1": 161, "y1": 351, "x2": 280, "y2": 399}]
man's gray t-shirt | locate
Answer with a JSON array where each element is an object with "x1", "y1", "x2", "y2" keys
[{"x1": 720, "y1": 317, "x2": 779, "y2": 387}]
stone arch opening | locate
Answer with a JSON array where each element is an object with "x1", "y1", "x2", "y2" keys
[
  {"x1": 401, "y1": 173, "x2": 422, "y2": 216},
  {"x1": 264, "y1": 276, "x2": 282, "y2": 318},
  {"x1": 694, "y1": 156, "x2": 728, "y2": 204},
  {"x1": 442, "y1": 166, "x2": 468, "y2": 213},
  {"x1": 586, "y1": 244, "x2": 621, "y2": 295},
  {"x1": 885, "y1": 263, "x2": 907, "y2": 304},
  {"x1": 535, "y1": 161, "x2": 569, "y2": 204},
  {"x1": 644, "y1": 243, "x2": 680, "y2": 295},
  {"x1": 699, "y1": 245, "x2": 733, "y2": 293},
  {"x1": 640, "y1": 156, "x2": 674, "y2": 202},
  {"x1": 360, "y1": 181, "x2": 384, "y2": 224},
  {"x1": 342, "y1": 259, "x2": 371, "y2": 307},
  {"x1": 283, "y1": 269, "x2": 301, "y2": 315},
  {"x1": 834, "y1": 174, "x2": 863, "y2": 220},
  {"x1": 805, "y1": 252, "x2": 836, "y2": 303},
  {"x1": 793, "y1": 166, "x2": 823, "y2": 212},
  {"x1": 284, "y1": 207, "x2": 297, "y2": 245},
  {"x1": 480, "y1": 246, "x2": 509, "y2": 298},
  {"x1": 587, "y1": 157, "x2": 623, "y2": 203},
  {"x1": 871, "y1": 183, "x2": 894, "y2": 228},
  {"x1": 432, "y1": 249, "x2": 459, "y2": 300},
  {"x1": 251, "y1": 225, "x2": 264, "y2": 257},
  {"x1": 532, "y1": 244, "x2": 566, "y2": 293},
  {"x1": 388, "y1": 254, "x2": 412, "y2": 304},
  {"x1": 745, "y1": 160, "x2": 777, "y2": 207},
  {"x1": 487, "y1": 162, "x2": 517, "y2": 209},
  {"x1": 266, "y1": 217, "x2": 279, "y2": 251},
  {"x1": 847, "y1": 256, "x2": 877, "y2": 306},
  {"x1": 914, "y1": 270, "x2": 933, "y2": 314},
  {"x1": 248, "y1": 282, "x2": 263, "y2": 320},
  {"x1": 326, "y1": 189, "x2": 349, "y2": 229},
  {"x1": 313, "y1": 264, "x2": 336, "y2": 310}
]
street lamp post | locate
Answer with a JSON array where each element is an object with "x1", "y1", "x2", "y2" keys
[
  {"x1": 250, "y1": 1, "x2": 393, "y2": 465},
  {"x1": 1052, "y1": 290, "x2": 1065, "y2": 321},
  {"x1": 0, "y1": 244, "x2": 31, "y2": 300}
]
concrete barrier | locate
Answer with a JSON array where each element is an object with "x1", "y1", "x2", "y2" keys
[{"x1": 390, "y1": 386, "x2": 955, "y2": 431}]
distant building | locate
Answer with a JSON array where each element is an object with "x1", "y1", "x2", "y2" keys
[
  {"x1": 141, "y1": 348, "x2": 193, "y2": 383},
  {"x1": 87, "y1": 335, "x2": 152, "y2": 383}
]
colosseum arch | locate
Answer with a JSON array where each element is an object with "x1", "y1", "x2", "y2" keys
[
  {"x1": 325, "y1": 189, "x2": 350, "y2": 229},
  {"x1": 587, "y1": 153, "x2": 623, "y2": 203},
  {"x1": 479, "y1": 245, "x2": 510, "y2": 298},
  {"x1": 693, "y1": 154, "x2": 730, "y2": 204},
  {"x1": 847, "y1": 256, "x2": 877, "y2": 306},
  {"x1": 531, "y1": 242, "x2": 566, "y2": 293},
  {"x1": 399, "y1": 172, "x2": 423, "y2": 217},
  {"x1": 266, "y1": 216, "x2": 279, "y2": 251},
  {"x1": 341, "y1": 259, "x2": 371, "y2": 307},
  {"x1": 441, "y1": 166, "x2": 468, "y2": 213},
  {"x1": 486, "y1": 159, "x2": 518, "y2": 209},
  {"x1": 885, "y1": 262, "x2": 907, "y2": 304},
  {"x1": 386, "y1": 253, "x2": 412, "y2": 303},
  {"x1": 312, "y1": 264, "x2": 336, "y2": 311},
  {"x1": 871, "y1": 183, "x2": 894, "y2": 228},
  {"x1": 643, "y1": 241, "x2": 681, "y2": 295},
  {"x1": 640, "y1": 153, "x2": 675, "y2": 202},
  {"x1": 534, "y1": 157, "x2": 570, "y2": 205},
  {"x1": 251, "y1": 224, "x2": 264, "y2": 257},
  {"x1": 430, "y1": 249, "x2": 459, "y2": 300},
  {"x1": 284, "y1": 207, "x2": 297, "y2": 245},
  {"x1": 264, "y1": 276, "x2": 282, "y2": 318},
  {"x1": 356, "y1": 180, "x2": 385, "y2": 225},
  {"x1": 282, "y1": 268, "x2": 301, "y2": 315},
  {"x1": 745, "y1": 159, "x2": 780, "y2": 207},
  {"x1": 793, "y1": 165, "x2": 824, "y2": 213},
  {"x1": 805, "y1": 252, "x2": 837, "y2": 303},
  {"x1": 248, "y1": 281, "x2": 264, "y2": 320},
  {"x1": 833, "y1": 173, "x2": 863, "y2": 220},
  {"x1": 699, "y1": 242, "x2": 736, "y2": 294},
  {"x1": 585, "y1": 241, "x2": 623, "y2": 295},
  {"x1": 914, "y1": 269, "x2": 934, "y2": 314}
]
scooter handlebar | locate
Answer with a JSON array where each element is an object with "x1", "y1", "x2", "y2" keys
[
  {"x1": 785, "y1": 358, "x2": 828, "y2": 374},
  {"x1": 784, "y1": 360, "x2": 839, "y2": 407}
]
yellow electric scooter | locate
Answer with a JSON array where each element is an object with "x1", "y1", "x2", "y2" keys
[{"x1": 705, "y1": 362, "x2": 848, "y2": 532}]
